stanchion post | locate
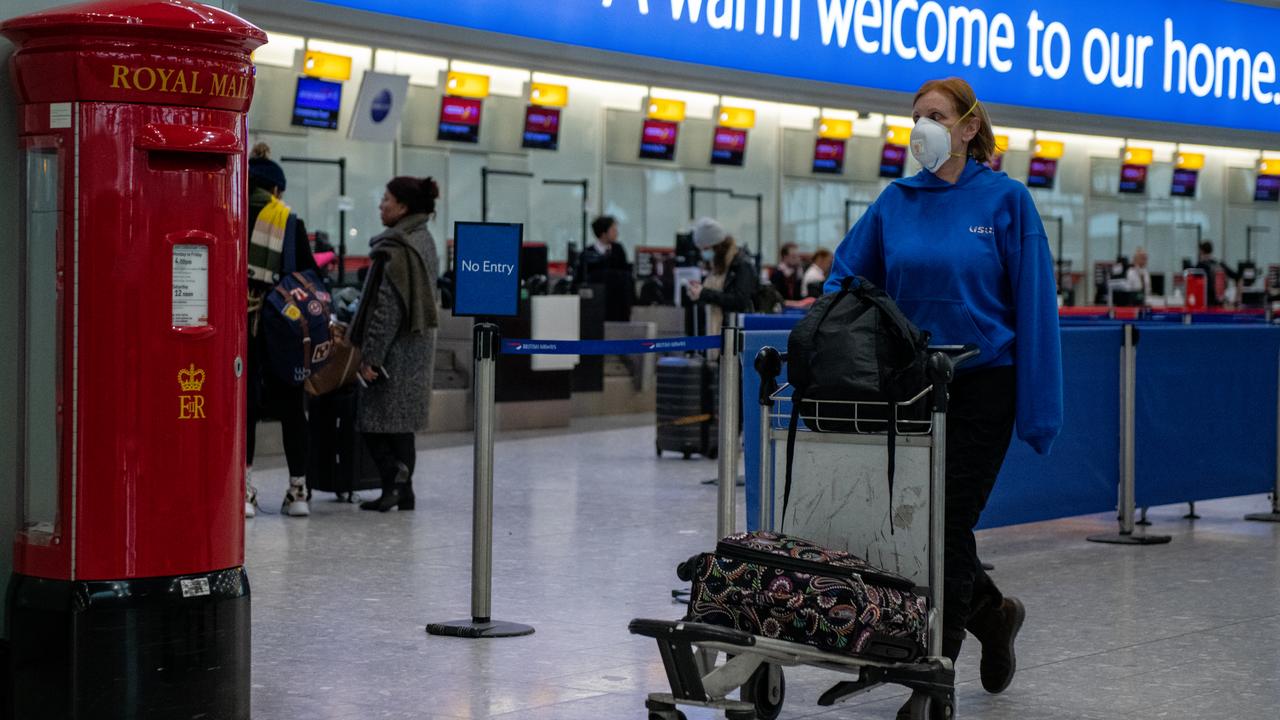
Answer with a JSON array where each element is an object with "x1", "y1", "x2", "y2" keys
[
  {"x1": 717, "y1": 325, "x2": 742, "y2": 538},
  {"x1": 1089, "y1": 324, "x2": 1171, "y2": 545},
  {"x1": 753, "y1": 347, "x2": 784, "y2": 534},
  {"x1": 427, "y1": 323, "x2": 535, "y2": 638},
  {"x1": 1246, "y1": 348, "x2": 1280, "y2": 522},
  {"x1": 758, "y1": 387, "x2": 773, "y2": 533}
]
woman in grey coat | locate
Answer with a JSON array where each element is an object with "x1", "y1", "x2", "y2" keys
[{"x1": 357, "y1": 176, "x2": 441, "y2": 511}]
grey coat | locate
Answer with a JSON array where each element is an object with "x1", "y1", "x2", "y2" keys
[{"x1": 356, "y1": 215, "x2": 439, "y2": 434}]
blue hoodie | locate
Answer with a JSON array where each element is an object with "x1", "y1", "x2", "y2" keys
[{"x1": 825, "y1": 159, "x2": 1062, "y2": 455}]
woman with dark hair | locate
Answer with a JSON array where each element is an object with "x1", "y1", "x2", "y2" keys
[
  {"x1": 356, "y1": 176, "x2": 441, "y2": 512},
  {"x1": 826, "y1": 78, "x2": 1062, "y2": 717}
]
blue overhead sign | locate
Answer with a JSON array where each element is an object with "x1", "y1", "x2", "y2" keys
[
  {"x1": 313, "y1": 0, "x2": 1280, "y2": 135},
  {"x1": 453, "y1": 222, "x2": 523, "y2": 318}
]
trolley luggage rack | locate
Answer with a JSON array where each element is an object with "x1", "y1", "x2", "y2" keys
[{"x1": 631, "y1": 344, "x2": 978, "y2": 720}]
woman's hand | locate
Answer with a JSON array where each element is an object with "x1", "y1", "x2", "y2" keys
[
  {"x1": 358, "y1": 364, "x2": 379, "y2": 382},
  {"x1": 686, "y1": 280, "x2": 703, "y2": 301}
]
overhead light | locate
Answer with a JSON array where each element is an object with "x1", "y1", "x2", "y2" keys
[
  {"x1": 818, "y1": 117, "x2": 853, "y2": 140},
  {"x1": 717, "y1": 106, "x2": 755, "y2": 130},
  {"x1": 1033, "y1": 139, "x2": 1065, "y2": 159},
  {"x1": 529, "y1": 82, "x2": 568, "y2": 108},
  {"x1": 1176, "y1": 152, "x2": 1205, "y2": 170},
  {"x1": 302, "y1": 50, "x2": 352, "y2": 81},
  {"x1": 1123, "y1": 146, "x2": 1154, "y2": 166},
  {"x1": 646, "y1": 97, "x2": 686, "y2": 122},
  {"x1": 885, "y1": 125, "x2": 912, "y2": 146},
  {"x1": 446, "y1": 71, "x2": 490, "y2": 99}
]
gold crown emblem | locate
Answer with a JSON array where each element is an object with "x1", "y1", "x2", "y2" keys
[{"x1": 178, "y1": 364, "x2": 206, "y2": 392}]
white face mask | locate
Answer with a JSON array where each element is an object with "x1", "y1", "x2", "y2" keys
[
  {"x1": 701, "y1": 249, "x2": 715, "y2": 263},
  {"x1": 909, "y1": 101, "x2": 977, "y2": 174}
]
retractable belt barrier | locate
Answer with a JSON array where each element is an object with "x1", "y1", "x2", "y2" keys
[
  {"x1": 428, "y1": 325, "x2": 742, "y2": 642},
  {"x1": 500, "y1": 335, "x2": 723, "y2": 355}
]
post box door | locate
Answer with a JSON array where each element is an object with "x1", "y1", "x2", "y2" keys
[{"x1": 74, "y1": 102, "x2": 247, "y2": 580}]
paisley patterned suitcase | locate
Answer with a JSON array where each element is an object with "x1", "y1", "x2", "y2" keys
[{"x1": 680, "y1": 531, "x2": 928, "y2": 662}]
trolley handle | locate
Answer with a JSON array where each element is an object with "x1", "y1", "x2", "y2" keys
[
  {"x1": 754, "y1": 346, "x2": 787, "y2": 406},
  {"x1": 925, "y1": 344, "x2": 980, "y2": 388}
]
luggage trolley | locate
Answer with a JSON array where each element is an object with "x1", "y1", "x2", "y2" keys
[{"x1": 630, "y1": 344, "x2": 978, "y2": 720}]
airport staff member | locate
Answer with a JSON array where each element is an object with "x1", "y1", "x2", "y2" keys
[
  {"x1": 580, "y1": 215, "x2": 635, "y2": 322},
  {"x1": 825, "y1": 77, "x2": 1062, "y2": 719},
  {"x1": 769, "y1": 242, "x2": 805, "y2": 300},
  {"x1": 1124, "y1": 247, "x2": 1152, "y2": 301}
]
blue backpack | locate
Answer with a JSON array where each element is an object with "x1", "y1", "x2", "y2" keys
[{"x1": 261, "y1": 215, "x2": 333, "y2": 385}]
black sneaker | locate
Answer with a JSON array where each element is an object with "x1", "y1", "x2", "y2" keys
[{"x1": 966, "y1": 596, "x2": 1026, "y2": 694}]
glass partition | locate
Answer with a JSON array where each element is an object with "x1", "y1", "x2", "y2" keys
[{"x1": 19, "y1": 139, "x2": 65, "y2": 538}]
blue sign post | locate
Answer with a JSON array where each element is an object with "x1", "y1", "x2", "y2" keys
[
  {"x1": 427, "y1": 221, "x2": 533, "y2": 640},
  {"x1": 452, "y1": 222, "x2": 523, "y2": 318}
]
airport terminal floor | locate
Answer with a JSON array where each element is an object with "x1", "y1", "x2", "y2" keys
[{"x1": 246, "y1": 415, "x2": 1280, "y2": 720}]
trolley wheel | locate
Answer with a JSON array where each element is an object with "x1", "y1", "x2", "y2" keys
[
  {"x1": 647, "y1": 713, "x2": 687, "y2": 720},
  {"x1": 739, "y1": 663, "x2": 785, "y2": 720},
  {"x1": 906, "y1": 690, "x2": 953, "y2": 720}
]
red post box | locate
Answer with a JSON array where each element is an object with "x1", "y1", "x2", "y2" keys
[{"x1": 1, "y1": 2, "x2": 265, "y2": 717}]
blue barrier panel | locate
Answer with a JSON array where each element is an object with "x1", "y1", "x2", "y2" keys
[
  {"x1": 980, "y1": 327, "x2": 1123, "y2": 528},
  {"x1": 1134, "y1": 325, "x2": 1280, "y2": 507},
  {"x1": 741, "y1": 314, "x2": 802, "y2": 332},
  {"x1": 744, "y1": 327, "x2": 1123, "y2": 531}
]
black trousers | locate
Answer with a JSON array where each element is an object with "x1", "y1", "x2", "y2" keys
[
  {"x1": 246, "y1": 328, "x2": 309, "y2": 477},
  {"x1": 941, "y1": 365, "x2": 1016, "y2": 660},
  {"x1": 363, "y1": 432, "x2": 416, "y2": 489}
]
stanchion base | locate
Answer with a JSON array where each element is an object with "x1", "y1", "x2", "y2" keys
[
  {"x1": 426, "y1": 619, "x2": 535, "y2": 638},
  {"x1": 1087, "y1": 532, "x2": 1172, "y2": 545},
  {"x1": 1244, "y1": 512, "x2": 1280, "y2": 523}
]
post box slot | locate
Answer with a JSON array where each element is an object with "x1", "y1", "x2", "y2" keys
[{"x1": 146, "y1": 150, "x2": 228, "y2": 173}]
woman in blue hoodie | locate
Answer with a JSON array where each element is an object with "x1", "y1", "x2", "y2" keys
[{"x1": 826, "y1": 78, "x2": 1062, "y2": 709}]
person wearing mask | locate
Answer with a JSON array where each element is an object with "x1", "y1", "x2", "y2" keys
[
  {"x1": 802, "y1": 248, "x2": 834, "y2": 298},
  {"x1": 825, "y1": 77, "x2": 1062, "y2": 717},
  {"x1": 769, "y1": 242, "x2": 805, "y2": 301},
  {"x1": 1194, "y1": 240, "x2": 1238, "y2": 307},
  {"x1": 580, "y1": 215, "x2": 635, "y2": 322},
  {"x1": 686, "y1": 218, "x2": 758, "y2": 334},
  {"x1": 1123, "y1": 247, "x2": 1152, "y2": 302},
  {"x1": 357, "y1": 177, "x2": 441, "y2": 512},
  {"x1": 245, "y1": 144, "x2": 317, "y2": 519}
]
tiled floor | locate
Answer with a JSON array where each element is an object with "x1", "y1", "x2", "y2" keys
[{"x1": 246, "y1": 415, "x2": 1280, "y2": 719}]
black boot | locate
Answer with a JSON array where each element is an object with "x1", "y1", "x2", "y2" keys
[
  {"x1": 359, "y1": 462, "x2": 413, "y2": 512},
  {"x1": 965, "y1": 596, "x2": 1026, "y2": 694}
]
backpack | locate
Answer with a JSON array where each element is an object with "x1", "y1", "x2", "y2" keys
[
  {"x1": 781, "y1": 276, "x2": 931, "y2": 528},
  {"x1": 259, "y1": 211, "x2": 332, "y2": 385}
]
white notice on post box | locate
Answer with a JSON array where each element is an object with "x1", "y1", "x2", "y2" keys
[{"x1": 172, "y1": 244, "x2": 210, "y2": 327}]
